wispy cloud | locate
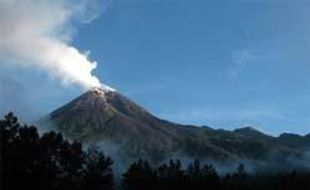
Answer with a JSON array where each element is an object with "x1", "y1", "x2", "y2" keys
[{"x1": 227, "y1": 49, "x2": 262, "y2": 79}]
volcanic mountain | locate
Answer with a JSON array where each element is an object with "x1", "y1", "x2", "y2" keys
[
  {"x1": 43, "y1": 88, "x2": 310, "y2": 166},
  {"x1": 45, "y1": 87, "x2": 201, "y2": 160}
]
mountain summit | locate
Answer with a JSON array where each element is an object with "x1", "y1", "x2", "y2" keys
[
  {"x1": 44, "y1": 88, "x2": 310, "y2": 165},
  {"x1": 47, "y1": 88, "x2": 196, "y2": 160}
]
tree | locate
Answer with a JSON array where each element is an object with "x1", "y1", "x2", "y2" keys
[
  {"x1": 122, "y1": 159, "x2": 157, "y2": 190},
  {"x1": 229, "y1": 163, "x2": 249, "y2": 190},
  {"x1": 0, "y1": 112, "x2": 114, "y2": 190},
  {"x1": 83, "y1": 148, "x2": 114, "y2": 190},
  {"x1": 157, "y1": 159, "x2": 185, "y2": 190}
]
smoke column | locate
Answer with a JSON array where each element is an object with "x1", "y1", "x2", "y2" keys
[{"x1": 0, "y1": 0, "x2": 114, "y2": 91}]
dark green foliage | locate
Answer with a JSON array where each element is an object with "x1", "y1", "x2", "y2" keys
[
  {"x1": 83, "y1": 148, "x2": 114, "y2": 190},
  {"x1": 156, "y1": 159, "x2": 185, "y2": 190},
  {"x1": 122, "y1": 159, "x2": 157, "y2": 190},
  {"x1": 186, "y1": 159, "x2": 221, "y2": 190},
  {"x1": 122, "y1": 159, "x2": 221, "y2": 190},
  {"x1": 0, "y1": 112, "x2": 113, "y2": 190},
  {"x1": 1, "y1": 112, "x2": 310, "y2": 190},
  {"x1": 123, "y1": 159, "x2": 310, "y2": 190}
]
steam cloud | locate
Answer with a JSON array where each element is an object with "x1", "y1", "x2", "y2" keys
[{"x1": 0, "y1": 0, "x2": 114, "y2": 91}]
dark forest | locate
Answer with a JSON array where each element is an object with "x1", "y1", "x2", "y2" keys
[{"x1": 1, "y1": 112, "x2": 310, "y2": 190}]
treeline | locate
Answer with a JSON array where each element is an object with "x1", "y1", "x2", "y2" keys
[
  {"x1": 123, "y1": 159, "x2": 310, "y2": 190},
  {"x1": 1, "y1": 113, "x2": 310, "y2": 190},
  {"x1": 1, "y1": 112, "x2": 113, "y2": 190}
]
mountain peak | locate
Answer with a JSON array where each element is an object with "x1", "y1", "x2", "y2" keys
[
  {"x1": 234, "y1": 126, "x2": 270, "y2": 139},
  {"x1": 86, "y1": 86, "x2": 117, "y2": 98},
  {"x1": 83, "y1": 87, "x2": 122, "y2": 105},
  {"x1": 46, "y1": 89, "x2": 190, "y2": 160},
  {"x1": 235, "y1": 126, "x2": 259, "y2": 132},
  {"x1": 87, "y1": 87, "x2": 111, "y2": 98},
  {"x1": 90, "y1": 87, "x2": 107, "y2": 93}
]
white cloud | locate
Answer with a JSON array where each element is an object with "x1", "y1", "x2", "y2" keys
[
  {"x1": 228, "y1": 49, "x2": 261, "y2": 79},
  {"x1": 0, "y1": 0, "x2": 114, "y2": 91}
]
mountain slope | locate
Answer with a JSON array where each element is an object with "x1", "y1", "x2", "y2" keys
[
  {"x1": 46, "y1": 88, "x2": 200, "y2": 160},
  {"x1": 44, "y1": 88, "x2": 310, "y2": 164}
]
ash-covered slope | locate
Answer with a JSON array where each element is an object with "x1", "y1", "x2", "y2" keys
[
  {"x1": 47, "y1": 88, "x2": 199, "y2": 160},
  {"x1": 44, "y1": 88, "x2": 310, "y2": 164}
]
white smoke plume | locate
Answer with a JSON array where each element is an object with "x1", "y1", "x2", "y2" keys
[{"x1": 0, "y1": 0, "x2": 114, "y2": 91}]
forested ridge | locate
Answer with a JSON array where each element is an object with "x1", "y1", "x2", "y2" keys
[{"x1": 1, "y1": 112, "x2": 310, "y2": 190}]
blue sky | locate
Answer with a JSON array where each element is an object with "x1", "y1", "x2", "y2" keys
[{"x1": 1, "y1": 0, "x2": 310, "y2": 135}]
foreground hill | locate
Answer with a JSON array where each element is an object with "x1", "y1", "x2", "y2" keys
[{"x1": 42, "y1": 88, "x2": 310, "y2": 167}]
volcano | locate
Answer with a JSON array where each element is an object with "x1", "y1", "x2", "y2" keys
[
  {"x1": 43, "y1": 88, "x2": 310, "y2": 165},
  {"x1": 46, "y1": 87, "x2": 200, "y2": 160}
]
